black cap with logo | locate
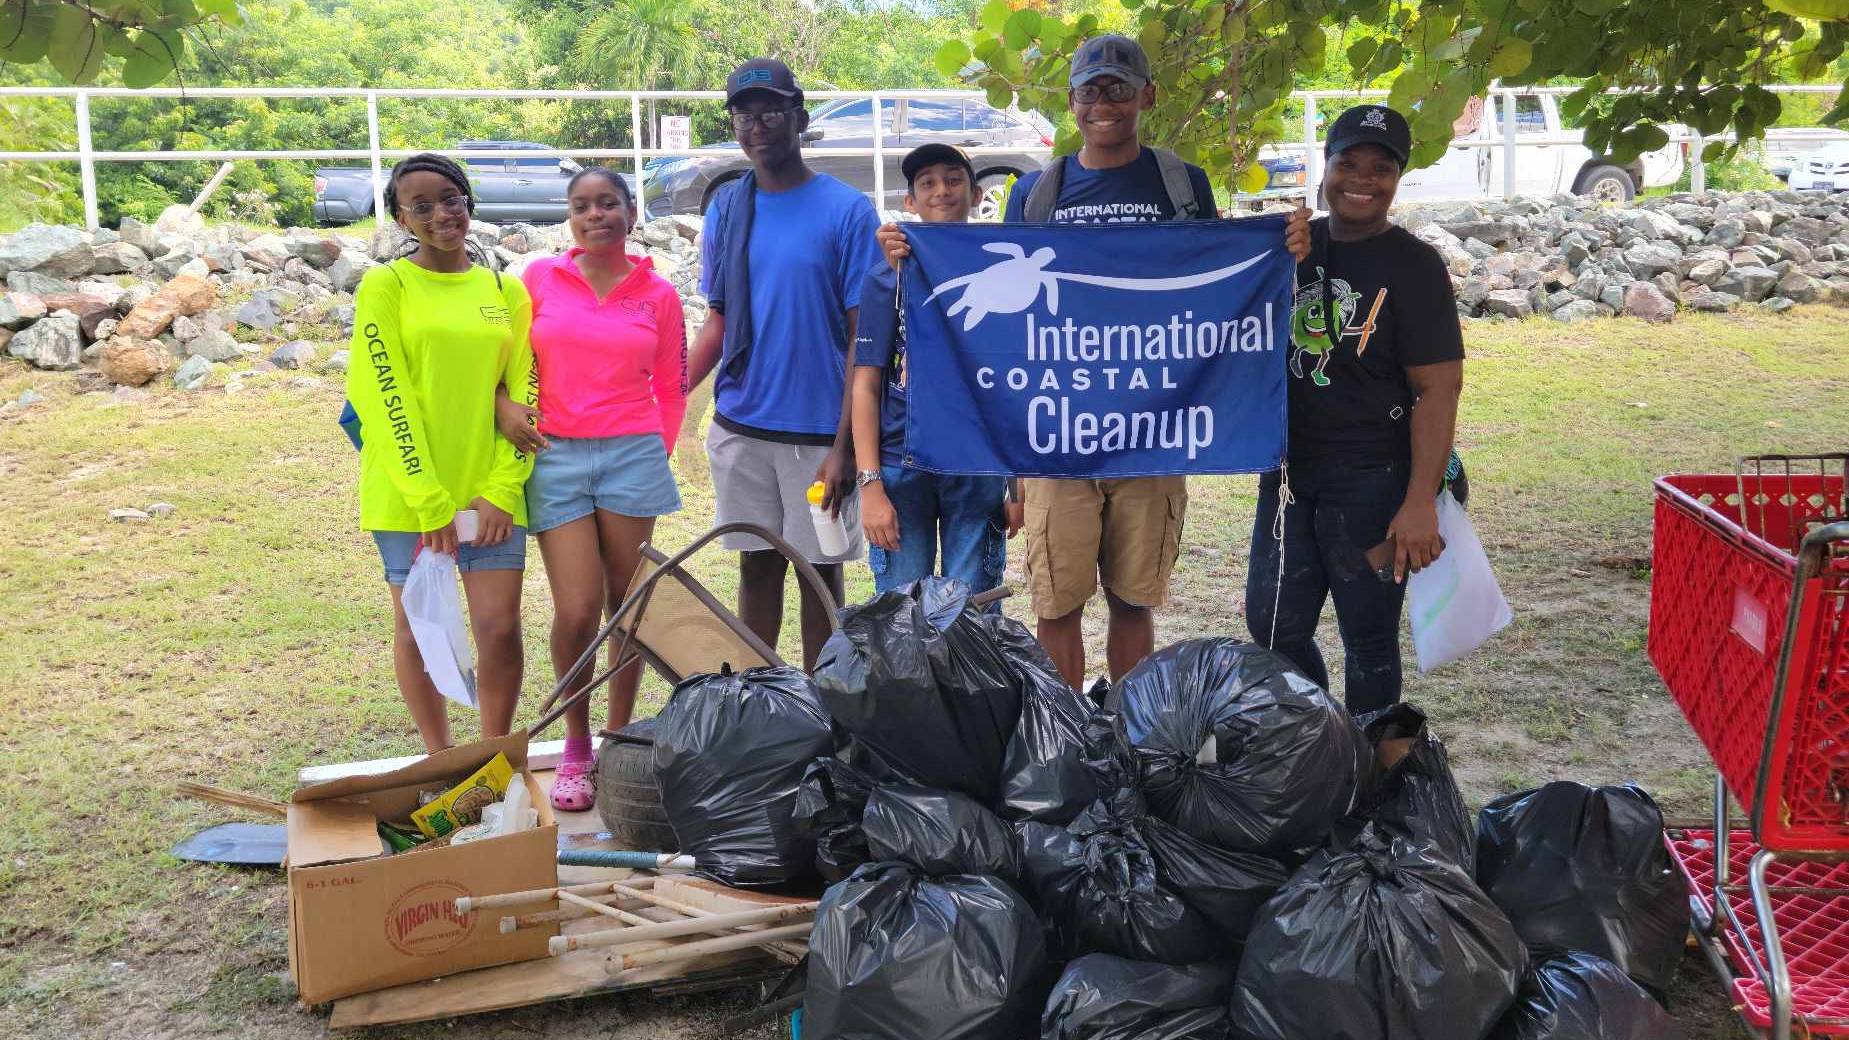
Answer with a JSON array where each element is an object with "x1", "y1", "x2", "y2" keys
[
  {"x1": 901, "y1": 143, "x2": 976, "y2": 188},
  {"x1": 725, "y1": 58, "x2": 804, "y2": 108},
  {"x1": 1324, "y1": 104, "x2": 1412, "y2": 168},
  {"x1": 1069, "y1": 34, "x2": 1150, "y2": 88}
]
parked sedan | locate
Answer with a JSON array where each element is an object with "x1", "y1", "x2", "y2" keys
[
  {"x1": 1789, "y1": 141, "x2": 1849, "y2": 192},
  {"x1": 642, "y1": 96, "x2": 1051, "y2": 220}
]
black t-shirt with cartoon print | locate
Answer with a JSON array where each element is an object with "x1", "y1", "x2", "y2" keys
[{"x1": 1288, "y1": 219, "x2": 1464, "y2": 464}]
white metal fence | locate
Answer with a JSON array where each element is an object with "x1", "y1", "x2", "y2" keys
[{"x1": 0, "y1": 83, "x2": 1843, "y2": 231}]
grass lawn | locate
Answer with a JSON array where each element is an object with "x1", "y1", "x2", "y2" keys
[{"x1": 2, "y1": 305, "x2": 1847, "y2": 1037}]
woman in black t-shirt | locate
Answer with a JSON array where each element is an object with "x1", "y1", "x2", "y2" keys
[{"x1": 1245, "y1": 104, "x2": 1465, "y2": 715}]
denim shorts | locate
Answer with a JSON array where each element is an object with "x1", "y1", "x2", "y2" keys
[
  {"x1": 526, "y1": 433, "x2": 682, "y2": 534},
  {"x1": 372, "y1": 528, "x2": 527, "y2": 586}
]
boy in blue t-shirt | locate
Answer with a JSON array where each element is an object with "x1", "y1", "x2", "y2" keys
[
  {"x1": 852, "y1": 144, "x2": 1018, "y2": 597},
  {"x1": 687, "y1": 58, "x2": 884, "y2": 669}
]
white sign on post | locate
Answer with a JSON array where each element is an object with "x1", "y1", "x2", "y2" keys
[{"x1": 660, "y1": 116, "x2": 692, "y2": 152}]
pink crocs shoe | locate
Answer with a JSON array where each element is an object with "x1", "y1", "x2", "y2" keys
[{"x1": 550, "y1": 758, "x2": 596, "y2": 812}]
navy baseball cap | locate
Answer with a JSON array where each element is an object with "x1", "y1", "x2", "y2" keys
[
  {"x1": 1070, "y1": 34, "x2": 1150, "y2": 89},
  {"x1": 1325, "y1": 104, "x2": 1411, "y2": 167},
  {"x1": 902, "y1": 143, "x2": 975, "y2": 187},
  {"x1": 726, "y1": 58, "x2": 803, "y2": 108}
]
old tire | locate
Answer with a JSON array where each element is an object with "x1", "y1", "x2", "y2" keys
[
  {"x1": 1578, "y1": 164, "x2": 1636, "y2": 203},
  {"x1": 596, "y1": 717, "x2": 679, "y2": 853}
]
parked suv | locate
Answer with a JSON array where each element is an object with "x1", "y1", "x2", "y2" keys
[
  {"x1": 642, "y1": 96, "x2": 1052, "y2": 220},
  {"x1": 312, "y1": 141, "x2": 634, "y2": 224}
]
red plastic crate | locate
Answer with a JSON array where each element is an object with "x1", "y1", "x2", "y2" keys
[
  {"x1": 1650, "y1": 471, "x2": 1849, "y2": 851},
  {"x1": 1667, "y1": 830, "x2": 1849, "y2": 1033}
]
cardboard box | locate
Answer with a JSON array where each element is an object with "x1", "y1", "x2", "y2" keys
[{"x1": 287, "y1": 734, "x2": 560, "y2": 1004}]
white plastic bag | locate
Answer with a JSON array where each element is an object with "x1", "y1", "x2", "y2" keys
[
  {"x1": 402, "y1": 548, "x2": 478, "y2": 708},
  {"x1": 1408, "y1": 490, "x2": 1513, "y2": 673}
]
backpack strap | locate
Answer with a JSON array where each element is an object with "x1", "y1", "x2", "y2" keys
[
  {"x1": 1021, "y1": 155, "x2": 1067, "y2": 222},
  {"x1": 1149, "y1": 147, "x2": 1201, "y2": 219}
]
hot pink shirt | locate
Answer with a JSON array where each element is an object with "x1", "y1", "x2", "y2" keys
[{"x1": 522, "y1": 250, "x2": 688, "y2": 450}]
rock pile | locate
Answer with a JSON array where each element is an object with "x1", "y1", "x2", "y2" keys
[{"x1": 0, "y1": 191, "x2": 1843, "y2": 390}]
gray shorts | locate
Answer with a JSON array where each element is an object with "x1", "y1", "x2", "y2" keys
[{"x1": 707, "y1": 423, "x2": 864, "y2": 563}]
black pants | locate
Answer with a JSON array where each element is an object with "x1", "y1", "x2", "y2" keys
[{"x1": 1244, "y1": 460, "x2": 1410, "y2": 716}]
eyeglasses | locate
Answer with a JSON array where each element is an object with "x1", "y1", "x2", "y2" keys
[
  {"x1": 730, "y1": 108, "x2": 796, "y2": 131},
  {"x1": 408, "y1": 194, "x2": 468, "y2": 221},
  {"x1": 1072, "y1": 81, "x2": 1140, "y2": 104}
]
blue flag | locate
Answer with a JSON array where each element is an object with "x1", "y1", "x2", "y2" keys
[{"x1": 899, "y1": 215, "x2": 1293, "y2": 478}]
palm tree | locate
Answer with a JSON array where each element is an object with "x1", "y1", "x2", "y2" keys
[{"x1": 569, "y1": 0, "x2": 705, "y2": 148}]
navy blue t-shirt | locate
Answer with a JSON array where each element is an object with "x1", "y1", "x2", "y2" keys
[
  {"x1": 1002, "y1": 149, "x2": 1216, "y2": 224},
  {"x1": 851, "y1": 264, "x2": 907, "y2": 467},
  {"x1": 699, "y1": 173, "x2": 883, "y2": 440}
]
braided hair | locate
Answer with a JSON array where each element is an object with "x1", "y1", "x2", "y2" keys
[
  {"x1": 386, "y1": 152, "x2": 497, "y2": 269},
  {"x1": 567, "y1": 164, "x2": 634, "y2": 206}
]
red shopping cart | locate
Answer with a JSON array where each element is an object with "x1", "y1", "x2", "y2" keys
[{"x1": 1650, "y1": 454, "x2": 1849, "y2": 1039}]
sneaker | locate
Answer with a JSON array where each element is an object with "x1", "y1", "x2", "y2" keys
[{"x1": 550, "y1": 758, "x2": 595, "y2": 812}]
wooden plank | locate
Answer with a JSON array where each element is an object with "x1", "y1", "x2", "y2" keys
[
  {"x1": 327, "y1": 869, "x2": 815, "y2": 1028},
  {"x1": 298, "y1": 737, "x2": 600, "y2": 786}
]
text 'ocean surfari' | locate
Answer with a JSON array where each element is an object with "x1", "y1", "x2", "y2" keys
[{"x1": 898, "y1": 217, "x2": 1295, "y2": 479}]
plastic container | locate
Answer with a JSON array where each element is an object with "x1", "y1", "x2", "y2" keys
[
  {"x1": 489, "y1": 777, "x2": 537, "y2": 836},
  {"x1": 807, "y1": 481, "x2": 849, "y2": 557}
]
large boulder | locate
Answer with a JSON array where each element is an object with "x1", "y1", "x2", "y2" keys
[
  {"x1": 1779, "y1": 216, "x2": 1836, "y2": 248},
  {"x1": 1623, "y1": 282, "x2": 1676, "y2": 323},
  {"x1": 235, "y1": 291, "x2": 286, "y2": 331},
  {"x1": 116, "y1": 274, "x2": 217, "y2": 339},
  {"x1": 1687, "y1": 290, "x2": 1741, "y2": 313},
  {"x1": 0, "y1": 223, "x2": 93, "y2": 278},
  {"x1": 0, "y1": 292, "x2": 47, "y2": 330},
  {"x1": 269, "y1": 340, "x2": 316, "y2": 369},
  {"x1": 1483, "y1": 289, "x2": 1533, "y2": 319},
  {"x1": 90, "y1": 241, "x2": 149, "y2": 275},
  {"x1": 285, "y1": 233, "x2": 341, "y2": 269},
  {"x1": 1549, "y1": 299, "x2": 1602, "y2": 323},
  {"x1": 116, "y1": 216, "x2": 163, "y2": 255},
  {"x1": 98, "y1": 337, "x2": 171, "y2": 386},
  {"x1": 327, "y1": 251, "x2": 375, "y2": 294},
  {"x1": 154, "y1": 204, "x2": 206, "y2": 236},
  {"x1": 186, "y1": 329, "x2": 243, "y2": 362},
  {"x1": 41, "y1": 293, "x2": 116, "y2": 341},
  {"x1": 1774, "y1": 270, "x2": 1827, "y2": 305},
  {"x1": 8, "y1": 270, "x2": 77, "y2": 296},
  {"x1": 172, "y1": 354, "x2": 214, "y2": 390},
  {"x1": 5, "y1": 313, "x2": 83, "y2": 369},
  {"x1": 1622, "y1": 242, "x2": 1683, "y2": 279},
  {"x1": 1714, "y1": 265, "x2": 1778, "y2": 302}
]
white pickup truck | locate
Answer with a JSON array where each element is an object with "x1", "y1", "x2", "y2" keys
[{"x1": 1393, "y1": 93, "x2": 1686, "y2": 203}]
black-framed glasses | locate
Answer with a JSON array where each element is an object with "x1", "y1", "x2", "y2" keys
[
  {"x1": 1072, "y1": 81, "x2": 1140, "y2": 104},
  {"x1": 409, "y1": 194, "x2": 468, "y2": 221},
  {"x1": 730, "y1": 108, "x2": 796, "y2": 131}
]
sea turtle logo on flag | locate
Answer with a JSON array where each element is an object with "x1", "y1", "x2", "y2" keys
[{"x1": 926, "y1": 242, "x2": 1274, "y2": 330}]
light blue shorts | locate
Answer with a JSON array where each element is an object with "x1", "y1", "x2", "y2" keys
[
  {"x1": 526, "y1": 433, "x2": 682, "y2": 534},
  {"x1": 372, "y1": 528, "x2": 527, "y2": 586}
]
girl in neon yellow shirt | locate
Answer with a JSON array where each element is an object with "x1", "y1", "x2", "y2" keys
[{"x1": 346, "y1": 153, "x2": 537, "y2": 752}]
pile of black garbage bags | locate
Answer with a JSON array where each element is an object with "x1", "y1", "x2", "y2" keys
[{"x1": 647, "y1": 578, "x2": 1692, "y2": 1040}]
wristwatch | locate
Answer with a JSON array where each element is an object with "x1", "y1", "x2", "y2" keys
[{"x1": 856, "y1": 469, "x2": 883, "y2": 488}]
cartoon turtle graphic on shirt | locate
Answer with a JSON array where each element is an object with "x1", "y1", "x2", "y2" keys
[{"x1": 1289, "y1": 266, "x2": 1363, "y2": 387}]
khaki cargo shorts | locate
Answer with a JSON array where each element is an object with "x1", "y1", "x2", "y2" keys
[{"x1": 1022, "y1": 475, "x2": 1187, "y2": 620}]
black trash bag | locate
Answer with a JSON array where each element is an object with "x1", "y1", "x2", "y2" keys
[
  {"x1": 1115, "y1": 637, "x2": 1366, "y2": 855},
  {"x1": 815, "y1": 577, "x2": 1021, "y2": 802},
  {"x1": 806, "y1": 861, "x2": 1050, "y2": 1040},
  {"x1": 1139, "y1": 814, "x2": 1291, "y2": 950},
  {"x1": 792, "y1": 757, "x2": 875, "y2": 884},
  {"x1": 650, "y1": 665, "x2": 833, "y2": 887},
  {"x1": 1492, "y1": 952, "x2": 1684, "y2": 1040},
  {"x1": 1345, "y1": 702, "x2": 1475, "y2": 872},
  {"x1": 863, "y1": 783, "x2": 1022, "y2": 880},
  {"x1": 1230, "y1": 832, "x2": 1528, "y2": 1040},
  {"x1": 1041, "y1": 953, "x2": 1236, "y2": 1040},
  {"x1": 1017, "y1": 798, "x2": 1224, "y2": 965},
  {"x1": 991, "y1": 612, "x2": 1102, "y2": 824},
  {"x1": 1475, "y1": 781, "x2": 1689, "y2": 998}
]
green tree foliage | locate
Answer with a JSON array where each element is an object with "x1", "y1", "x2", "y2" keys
[
  {"x1": 950, "y1": 0, "x2": 1849, "y2": 193},
  {"x1": 1, "y1": 0, "x2": 243, "y2": 87}
]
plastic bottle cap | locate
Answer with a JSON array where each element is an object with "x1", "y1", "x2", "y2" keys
[{"x1": 806, "y1": 481, "x2": 827, "y2": 506}]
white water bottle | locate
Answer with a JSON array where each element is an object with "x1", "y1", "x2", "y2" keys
[{"x1": 807, "y1": 481, "x2": 849, "y2": 558}]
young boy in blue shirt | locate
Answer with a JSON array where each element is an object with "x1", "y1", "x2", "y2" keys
[{"x1": 852, "y1": 144, "x2": 1019, "y2": 597}]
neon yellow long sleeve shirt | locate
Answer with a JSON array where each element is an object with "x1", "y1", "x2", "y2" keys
[{"x1": 346, "y1": 259, "x2": 538, "y2": 533}]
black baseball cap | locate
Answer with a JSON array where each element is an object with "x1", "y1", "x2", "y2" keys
[
  {"x1": 902, "y1": 143, "x2": 975, "y2": 188},
  {"x1": 1070, "y1": 34, "x2": 1150, "y2": 89},
  {"x1": 726, "y1": 58, "x2": 803, "y2": 108},
  {"x1": 1325, "y1": 103, "x2": 1411, "y2": 167}
]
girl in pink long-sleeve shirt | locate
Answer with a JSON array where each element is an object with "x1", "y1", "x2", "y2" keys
[{"x1": 498, "y1": 166, "x2": 687, "y2": 811}]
